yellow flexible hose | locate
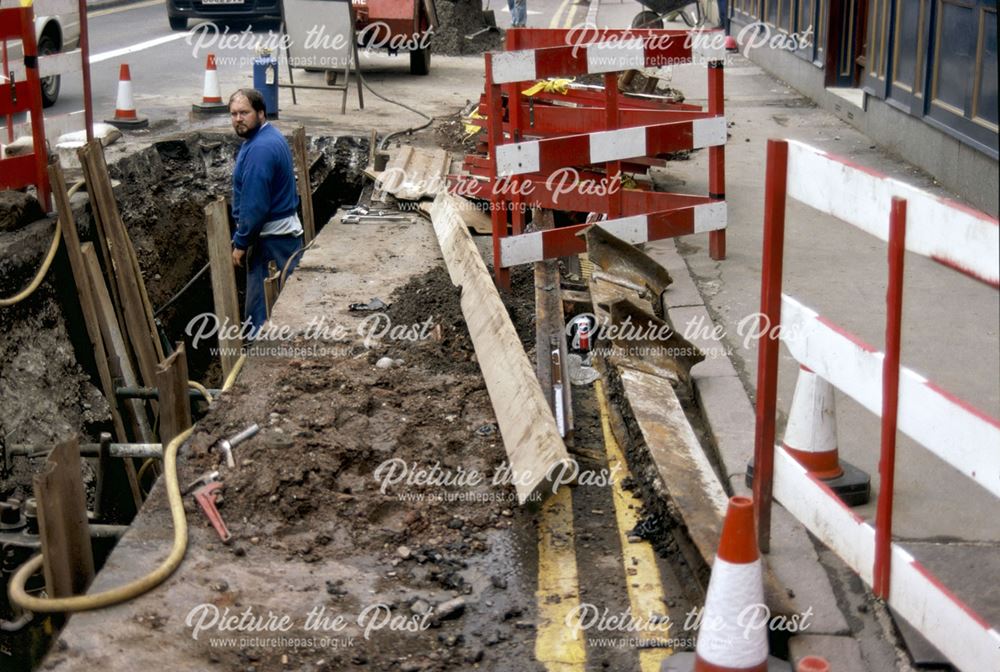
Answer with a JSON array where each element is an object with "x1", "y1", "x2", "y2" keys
[
  {"x1": 6, "y1": 195, "x2": 250, "y2": 613},
  {"x1": 187, "y1": 380, "x2": 213, "y2": 407},
  {"x1": 0, "y1": 179, "x2": 85, "y2": 308},
  {"x1": 7, "y1": 426, "x2": 193, "y2": 613},
  {"x1": 222, "y1": 355, "x2": 246, "y2": 392}
]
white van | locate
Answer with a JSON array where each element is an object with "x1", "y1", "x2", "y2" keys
[{"x1": 1, "y1": 0, "x2": 80, "y2": 107}]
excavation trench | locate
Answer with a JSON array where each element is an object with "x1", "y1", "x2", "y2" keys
[
  {"x1": 3, "y1": 130, "x2": 717, "y2": 671},
  {"x1": 0, "y1": 130, "x2": 368, "y2": 668}
]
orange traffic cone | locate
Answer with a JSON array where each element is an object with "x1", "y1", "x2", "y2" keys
[
  {"x1": 193, "y1": 53, "x2": 228, "y2": 114},
  {"x1": 746, "y1": 366, "x2": 870, "y2": 506},
  {"x1": 661, "y1": 497, "x2": 791, "y2": 672},
  {"x1": 105, "y1": 64, "x2": 148, "y2": 129},
  {"x1": 796, "y1": 656, "x2": 830, "y2": 672},
  {"x1": 725, "y1": 35, "x2": 739, "y2": 52}
]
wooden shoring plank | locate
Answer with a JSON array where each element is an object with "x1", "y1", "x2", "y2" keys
[
  {"x1": 50, "y1": 163, "x2": 125, "y2": 441},
  {"x1": 430, "y1": 193, "x2": 572, "y2": 505},
  {"x1": 204, "y1": 198, "x2": 242, "y2": 377},
  {"x1": 33, "y1": 438, "x2": 95, "y2": 598},
  {"x1": 82, "y1": 243, "x2": 154, "y2": 445},
  {"x1": 81, "y1": 244, "x2": 146, "y2": 514},
  {"x1": 293, "y1": 127, "x2": 316, "y2": 243},
  {"x1": 78, "y1": 141, "x2": 163, "y2": 390},
  {"x1": 156, "y1": 343, "x2": 193, "y2": 446}
]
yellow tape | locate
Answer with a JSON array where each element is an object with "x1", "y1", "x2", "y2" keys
[{"x1": 522, "y1": 78, "x2": 576, "y2": 96}]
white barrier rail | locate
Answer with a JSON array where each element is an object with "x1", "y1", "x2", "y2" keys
[
  {"x1": 780, "y1": 294, "x2": 1000, "y2": 498},
  {"x1": 784, "y1": 139, "x2": 999, "y2": 287},
  {"x1": 773, "y1": 447, "x2": 1000, "y2": 672}
]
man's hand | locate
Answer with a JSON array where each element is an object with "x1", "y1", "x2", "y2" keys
[{"x1": 232, "y1": 248, "x2": 246, "y2": 268}]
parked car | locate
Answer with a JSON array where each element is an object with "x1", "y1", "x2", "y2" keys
[
  {"x1": 0, "y1": 0, "x2": 80, "y2": 107},
  {"x1": 166, "y1": 0, "x2": 282, "y2": 31}
]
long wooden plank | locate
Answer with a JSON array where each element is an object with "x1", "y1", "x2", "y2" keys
[
  {"x1": 78, "y1": 141, "x2": 163, "y2": 390},
  {"x1": 33, "y1": 439, "x2": 95, "y2": 598},
  {"x1": 204, "y1": 198, "x2": 242, "y2": 377},
  {"x1": 430, "y1": 192, "x2": 571, "y2": 505},
  {"x1": 156, "y1": 343, "x2": 193, "y2": 446},
  {"x1": 292, "y1": 127, "x2": 316, "y2": 244}
]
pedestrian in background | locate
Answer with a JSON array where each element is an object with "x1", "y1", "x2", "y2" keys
[
  {"x1": 508, "y1": 0, "x2": 526, "y2": 28},
  {"x1": 228, "y1": 88, "x2": 304, "y2": 334}
]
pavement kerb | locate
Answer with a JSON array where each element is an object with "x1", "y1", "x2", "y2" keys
[{"x1": 646, "y1": 243, "x2": 859, "y2": 644}]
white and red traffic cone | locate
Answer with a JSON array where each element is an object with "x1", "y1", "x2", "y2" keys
[
  {"x1": 796, "y1": 656, "x2": 830, "y2": 672},
  {"x1": 662, "y1": 496, "x2": 791, "y2": 672},
  {"x1": 193, "y1": 53, "x2": 228, "y2": 114},
  {"x1": 746, "y1": 366, "x2": 870, "y2": 506},
  {"x1": 105, "y1": 64, "x2": 148, "y2": 129}
]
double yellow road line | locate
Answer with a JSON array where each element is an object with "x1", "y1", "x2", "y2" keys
[
  {"x1": 534, "y1": 381, "x2": 672, "y2": 671},
  {"x1": 549, "y1": 0, "x2": 582, "y2": 28}
]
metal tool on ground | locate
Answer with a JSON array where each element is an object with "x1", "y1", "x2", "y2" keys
[
  {"x1": 551, "y1": 339, "x2": 565, "y2": 437},
  {"x1": 348, "y1": 297, "x2": 390, "y2": 312},
  {"x1": 214, "y1": 424, "x2": 260, "y2": 469},
  {"x1": 183, "y1": 470, "x2": 220, "y2": 496},
  {"x1": 193, "y1": 479, "x2": 231, "y2": 544}
]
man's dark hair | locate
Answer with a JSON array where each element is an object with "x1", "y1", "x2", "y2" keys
[{"x1": 229, "y1": 88, "x2": 266, "y2": 113}]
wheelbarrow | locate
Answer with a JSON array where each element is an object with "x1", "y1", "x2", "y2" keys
[{"x1": 632, "y1": 0, "x2": 705, "y2": 29}]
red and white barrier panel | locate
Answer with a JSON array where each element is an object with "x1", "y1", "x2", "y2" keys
[
  {"x1": 773, "y1": 447, "x2": 1000, "y2": 672},
  {"x1": 490, "y1": 32, "x2": 725, "y2": 84},
  {"x1": 495, "y1": 117, "x2": 727, "y2": 177},
  {"x1": 500, "y1": 202, "x2": 726, "y2": 266},
  {"x1": 780, "y1": 294, "x2": 1000, "y2": 498},
  {"x1": 785, "y1": 139, "x2": 999, "y2": 287}
]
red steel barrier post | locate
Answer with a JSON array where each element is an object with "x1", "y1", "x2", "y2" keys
[
  {"x1": 507, "y1": 30, "x2": 525, "y2": 236},
  {"x1": 752, "y1": 139, "x2": 789, "y2": 553},
  {"x1": 708, "y1": 58, "x2": 726, "y2": 259},
  {"x1": 874, "y1": 196, "x2": 907, "y2": 599},
  {"x1": 484, "y1": 53, "x2": 510, "y2": 289},
  {"x1": 19, "y1": 6, "x2": 49, "y2": 210}
]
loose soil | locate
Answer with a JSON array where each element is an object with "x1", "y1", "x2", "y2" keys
[{"x1": 433, "y1": 0, "x2": 504, "y2": 57}]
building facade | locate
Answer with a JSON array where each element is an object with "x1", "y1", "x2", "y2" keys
[{"x1": 726, "y1": 1, "x2": 998, "y2": 214}]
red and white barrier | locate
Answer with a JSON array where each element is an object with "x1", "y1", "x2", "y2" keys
[
  {"x1": 780, "y1": 294, "x2": 1000, "y2": 498},
  {"x1": 499, "y1": 202, "x2": 726, "y2": 266},
  {"x1": 752, "y1": 138, "x2": 1000, "y2": 672},
  {"x1": 784, "y1": 140, "x2": 999, "y2": 287},
  {"x1": 490, "y1": 31, "x2": 725, "y2": 84},
  {"x1": 774, "y1": 447, "x2": 1000, "y2": 672},
  {"x1": 495, "y1": 117, "x2": 727, "y2": 177}
]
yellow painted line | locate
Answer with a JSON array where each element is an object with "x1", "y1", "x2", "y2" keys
[
  {"x1": 549, "y1": 0, "x2": 572, "y2": 29},
  {"x1": 90, "y1": 0, "x2": 165, "y2": 18},
  {"x1": 564, "y1": 1, "x2": 580, "y2": 28},
  {"x1": 595, "y1": 380, "x2": 673, "y2": 672},
  {"x1": 535, "y1": 487, "x2": 587, "y2": 671}
]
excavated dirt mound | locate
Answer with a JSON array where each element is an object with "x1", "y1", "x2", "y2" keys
[
  {"x1": 433, "y1": 0, "x2": 504, "y2": 56},
  {"x1": 173, "y1": 265, "x2": 545, "y2": 671}
]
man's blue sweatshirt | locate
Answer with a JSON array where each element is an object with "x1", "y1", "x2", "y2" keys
[{"x1": 231, "y1": 123, "x2": 300, "y2": 250}]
